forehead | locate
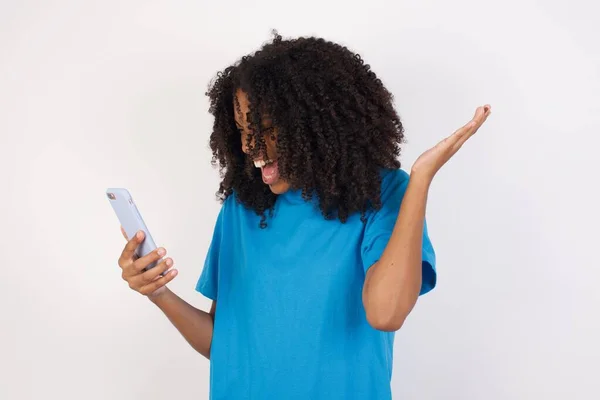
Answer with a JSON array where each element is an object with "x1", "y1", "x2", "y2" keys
[
  {"x1": 233, "y1": 89, "x2": 272, "y2": 126},
  {"x1": 234, "y1": 89, "x2": 250, "y2": 120}
]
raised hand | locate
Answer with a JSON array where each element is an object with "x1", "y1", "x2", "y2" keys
[{"x1": 411, "y1": 105, "x2": 492, "y2": 182}]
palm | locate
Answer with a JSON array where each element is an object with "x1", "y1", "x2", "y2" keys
[{"x1": 412, "y1": 105, "x2": 492, "y2": 179}]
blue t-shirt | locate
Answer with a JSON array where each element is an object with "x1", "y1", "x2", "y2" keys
[{"x1": 196, "y1": 168, "x2": 436, "y2": 399}]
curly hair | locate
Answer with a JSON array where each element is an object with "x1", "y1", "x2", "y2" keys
[{"x1": 206, "y1": 33, "x2": 404, "y2": 227}]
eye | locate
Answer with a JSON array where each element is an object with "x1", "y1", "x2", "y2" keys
[{"x1": 261, "y1": 127, "x2": 276, "y2": 140}]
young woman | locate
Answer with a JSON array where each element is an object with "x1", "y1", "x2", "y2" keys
[{"x1": 117, "y1": 34, "x2": 491, "y2": 399}]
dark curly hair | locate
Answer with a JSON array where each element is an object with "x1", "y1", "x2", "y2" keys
[{"x1": 206, "y1": 33, "x2": 404, "y2": 227}]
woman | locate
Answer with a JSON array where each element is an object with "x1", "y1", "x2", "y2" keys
[{"x1": 117, "y1": 34, "x2": 491, "y2": 399}]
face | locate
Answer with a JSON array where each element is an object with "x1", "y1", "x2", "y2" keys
[{"x1": 234, "y1": 89, "x2": 291, "y2": 194}]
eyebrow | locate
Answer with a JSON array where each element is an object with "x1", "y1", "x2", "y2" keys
[{"x1": 234, "y1": 118, "x2": 273, "y2": 130}]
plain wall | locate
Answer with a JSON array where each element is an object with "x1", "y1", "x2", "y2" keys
[{"x1": 1, "y1": 0, "x2": 599, "y2": 399}]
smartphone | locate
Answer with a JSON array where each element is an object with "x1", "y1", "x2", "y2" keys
[{"x1": 106, "y1": 188, "x2": 158, "y2": 270}]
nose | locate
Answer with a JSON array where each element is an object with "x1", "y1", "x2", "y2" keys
[
  {"x1": 241, "y1": 140, "x2": 254, "y2": 155},
  {"x1": 240, "y1": 133, "x2": 255, "y2": 155}
]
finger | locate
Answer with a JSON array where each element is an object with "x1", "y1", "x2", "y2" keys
[
  {"x1": 121, "y1": 226, "x2": 128, "y2": 241},
  {"x1": 445, "y1": 113, "x2": 480, "y2": 145},
  {"x1": 452, "y1": 105, "x2": 492, "y2": 150},
  {"x1": 139, "y1": 269, "x2": 178, "y2": 296},
  {"x1": 472, "y1": 104, "x2": 492, "y2": 127},
  {"x1": 473, "y1": 104, "x2": 492, "y2": 127},
  {"x1": 455, "y1": 104, "x2": 492, "y2": 136},
  {"x1": 448, "y1": 105, "x2": 491, "y2": 151},
  {"x1": 118, "y1": 231, "x2": 144, "y2": 268},
  {"x1": 126, "y1": 256, "x2": 172, "y2": 288},
  {"x1": 132, "y1": 247, "x2": 167, "y2": 273},
  {"x1": 139, "y1": 257, "x2": 173, "y2": 284}
]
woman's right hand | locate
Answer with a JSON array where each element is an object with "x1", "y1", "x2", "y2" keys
[{"x1": 117, "y1": 228, "x2": 178, "y2": 298}]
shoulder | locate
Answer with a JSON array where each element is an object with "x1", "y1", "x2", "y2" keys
[
  {"x1": 221, "y1": 192, "x2": 237, "y2": 210},
  {"x1": 217, "y1": 192, "x2": 245, "y2": 219},
  {"x1": 363, "y1": 168, "x2": 410, "y2": 218},
  {"x1": 379, "y1": 168, "x2": 410, "y2": 196},
  {"x1": 212, "y1": 194, "x2": 238, "y2": 226},
  {"x1": 218, "y1": 192, "x2": 260, "y2": 224}
]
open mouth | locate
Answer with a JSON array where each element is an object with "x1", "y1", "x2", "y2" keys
[
  {"x1": 254, "y1": 159, "x2": 280, "y2": 185},
  {"x1": 253, "y1": 159, "x2": 274, "y2": 168}
]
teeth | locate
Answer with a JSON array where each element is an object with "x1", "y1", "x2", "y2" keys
[{"x1": 253, "y1": 160, "x2": 273, "y2": 168}]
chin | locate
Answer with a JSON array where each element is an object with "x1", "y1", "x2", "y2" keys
[{"x1": 268, "y1": 180, "x2": 290, "y2": 194}]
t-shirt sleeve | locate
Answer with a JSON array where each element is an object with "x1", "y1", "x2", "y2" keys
[
  {"x1": 195, "y1": 203, "x2": 226, "y2": 300},
  {"x1": 361, "y1": 169, "x2": 437, "y2": 295}
]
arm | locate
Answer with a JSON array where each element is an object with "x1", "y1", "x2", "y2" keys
[
  {"x1": 151, "y1": 291, "x2": 216, "y2": 359},
  {"x1": 117, "y1": 230, "x2": 216, "y2": 359},
  {"x1": 362, "y1": 177, "x2": 429, "y2": 332},
  {"x1": 154, "y1": 197, "x2": 229, "y2": 356},
  {"x1": 363, "y1": 105, "x2": 491, "y2": 332}
]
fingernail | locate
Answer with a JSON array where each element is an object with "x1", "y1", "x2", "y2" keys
[
  {"x1": 171, "y1": 269, "x2": 178, "y2": 276},
  {"x1": 136, "y1": 231, "x2": 143, "y2": 239},
  {"x1": 166, "y1": 258, "x2": 173, "y2": 266},
  {"x1": 157, "y1": 248, "x2": 166, "y2": 256}
]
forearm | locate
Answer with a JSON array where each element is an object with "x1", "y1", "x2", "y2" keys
[
  {"x1": 363, "y1": 176, "x2": 430, "y2": 331},
  {"x1": 150, "y1": 288, "x2": 214, "y2": 359}
]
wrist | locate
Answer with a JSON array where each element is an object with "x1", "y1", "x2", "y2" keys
[
  {"x1": 148, "y1": 287, "x2": 172, "y2": 306},
  {"x1": 408, "y1": 169, "x2": 433, "y2": 189}
]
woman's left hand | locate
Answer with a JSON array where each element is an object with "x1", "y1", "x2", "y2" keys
[{"x1": 411, "y1": 105, "x2": 492, "y2": 183}]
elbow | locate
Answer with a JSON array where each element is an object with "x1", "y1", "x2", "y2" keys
[
  {"x1": 192, "y1": 341, "x2": 212, "y2": 359},
  {"x1": 365, "y1": 307, "x2": 408, "y2": 332},
  {"x1": 362, "y1": 265, "x2": 420, "y2": 332},
  {"x1": 363, "y1": 291, "x2": 417, "y2": 332}
]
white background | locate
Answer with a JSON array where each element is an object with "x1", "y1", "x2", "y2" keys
[{"x1": 1, "y1": 0, "x2": 599, "y2": 399}]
